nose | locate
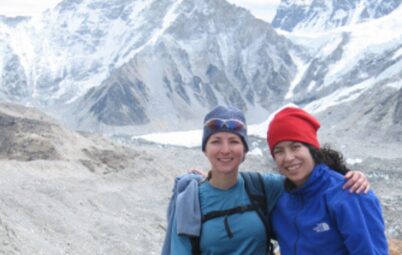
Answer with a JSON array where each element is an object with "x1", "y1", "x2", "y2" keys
[
  {"x1": 283, "y1": 149, "x2": 295, "y2": 161},
  {"x1": 220, "y1": 141, "x2": 231, "y2": 153}
]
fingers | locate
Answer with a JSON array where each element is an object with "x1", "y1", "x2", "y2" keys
[
  {"x1": 363, "y1": 183, "x2": 370, "y2": 194},
  {"x1": 343, "y1": 171, "x2": 369, "y2": 194},
  {"x1": 343, "y1": 180, "x2": 359, "y2": 193},
  {"x1": 353, "y1": 180, "x2": 366, "y2": 194},
  {"x1": 351, "y1": 180, "x2": 369, "y2": 194},
  {"x1": 188, "y1": 169, "x2": 207, "y2": 177},
  {"x1": 342, "y1": 171, "x2": 359, "y2": 190},
  {"x1": 344, "y1": 171, "x2": 353, "y2": 179}
]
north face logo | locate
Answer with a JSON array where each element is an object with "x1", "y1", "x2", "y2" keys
[{"x1": 313, "y1": 222, "x2": 330, "y2": 233}]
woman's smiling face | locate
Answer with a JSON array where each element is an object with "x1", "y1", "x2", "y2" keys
[
  {"x1": 204, "y1": 132, "x2": 246, "y2": 175},
  {"x1": 273, "y1": 141, "x2": 315, "y2": 187}
]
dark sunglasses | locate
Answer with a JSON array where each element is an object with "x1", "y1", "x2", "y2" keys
[{"x1": 204, "y1": 118, "x2": 246, "y2": 131}]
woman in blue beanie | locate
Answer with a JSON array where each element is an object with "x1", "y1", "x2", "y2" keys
[{"x1": 162, "y1": 105, "x2": 370, "y2": 255}]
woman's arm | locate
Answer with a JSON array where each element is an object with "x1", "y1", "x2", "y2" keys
[
  {"x1": 261, "y1": 169, "x2": 369, "y2": 205},
  {"x1": 261, "y1": 173, "x2": 285, "y2": 213}
]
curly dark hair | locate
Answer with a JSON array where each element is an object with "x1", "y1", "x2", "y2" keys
[{"x1": 305, "y1": 143, "x2": 350, "y2": 175}]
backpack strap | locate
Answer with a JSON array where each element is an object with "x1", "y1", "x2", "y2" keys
[
  {"x1": 241, "y1": 172, "x2": 275, "y2": 255},
  {"x1": 202, "y1": 204, "x2": 257, "y2": 239},
  {"x1": 190, "y1": 173, "x2": 275, "y2": 255},
  {"x1": 201, "y1": 204, "x2": 256, "y2": 222},
  {"x1": 191, "y1": 204, "x2": 258, "y2": 254},
  {"x1": 190, "y1": 236, "x2": 201, "y2": 255}
]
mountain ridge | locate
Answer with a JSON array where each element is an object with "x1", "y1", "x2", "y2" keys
[
  {"x1": 0, "y1": 0, "x2": 401, "y2": 144},
  {"x1": 1, "y1": 0, "x2": 298, "y2": 134},
  {"x1": 272, "y1": 0, "x2": 402, "y2": 32}
]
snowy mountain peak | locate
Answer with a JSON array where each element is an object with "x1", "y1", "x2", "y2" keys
[
  {"x1": 1, "y1": 0, "x2": 402, "y2": 145},
  {"x1": 53, "y1": 0, "x2": 296, "y2": 133},
  {"x1": 273, "y1": 0, "x2": 402, "y2": 32}
]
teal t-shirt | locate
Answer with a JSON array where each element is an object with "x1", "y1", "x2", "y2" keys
[
  {"x1": 261, "y1": 172, "x2": 285, "y2": 214},
  {"x1": 170, "y1": 172, "x2": 284, "y2": 254}
]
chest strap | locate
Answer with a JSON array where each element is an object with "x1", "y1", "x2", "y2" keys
[{"x1": 202, "y1": 204, "x2": 256, "y2": 239}]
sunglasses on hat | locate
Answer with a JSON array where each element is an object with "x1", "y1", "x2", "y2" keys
[{"x1": 204, "y1": 118, "x2": 246, "y2": 131}]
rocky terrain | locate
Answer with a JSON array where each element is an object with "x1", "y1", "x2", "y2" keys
[
  {"x1": 0, "y1": 102, "x2": 270, "y2": 254},
  {"x1": 0, "y1": 102, "x2": 401, "y2": 254}
]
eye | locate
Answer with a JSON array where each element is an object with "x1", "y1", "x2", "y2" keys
[
  {"x1": 273, "y1": 148, "x2": 283, "y2": 156},
  {"x1": 291, "y1": 143, "x2": 302, "y2": 150},
  {"x1": 229, "y1": 139, "x2": 241, "y2": 144}
]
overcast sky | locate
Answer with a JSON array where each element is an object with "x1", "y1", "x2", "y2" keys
[
  {"x1": 0, "y1": 0, "x2": 61, "y2": 17},
  {"x1": 0, "y1": 0, "x2": 280, "y2": 22}
]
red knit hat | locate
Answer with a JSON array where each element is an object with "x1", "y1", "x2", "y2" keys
[{"x1": 267, "y1": 107, "x2": 321, "y2": 153}]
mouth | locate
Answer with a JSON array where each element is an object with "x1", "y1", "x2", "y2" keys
[
  {"x1": 218, "y1": 157, "x2": 233, "y2": 163},
  {"x1": 285, "y1": 163, "x2": 302, "y2": 172}
]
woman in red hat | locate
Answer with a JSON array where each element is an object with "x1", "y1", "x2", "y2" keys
[{"x1": 267, "y1": 106, "x2": 388, "y2": 255}]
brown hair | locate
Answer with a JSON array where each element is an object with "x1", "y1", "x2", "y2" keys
[{"x1": 305, "y1": 143, "x2": 350, "y2": 174}]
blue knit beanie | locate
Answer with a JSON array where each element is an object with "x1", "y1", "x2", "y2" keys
[{"x1": 202, "y1": 105, "x2": 249, "y2": 152}]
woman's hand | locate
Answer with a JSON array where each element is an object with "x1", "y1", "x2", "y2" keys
[
  {"x1": 188, "y1": 169, "x2": 207, "y2": 178},
  {"x1": 343, "y1": 170, "x2": 370, "y2": 194}
]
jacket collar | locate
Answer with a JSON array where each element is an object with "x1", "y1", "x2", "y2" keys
[{"x1": 284, "y1": 163, "x2": 329, "y2": 195}]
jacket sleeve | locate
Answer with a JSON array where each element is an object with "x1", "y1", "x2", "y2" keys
[
  {"x1": 261, "y1": 173, "x2": 285, "y2": 213},
  {"x1": 169, "y1": 210, "x2": 193, "y2": 255},
  {"x1": 329, "y1": 191, "x2": 389, "y2": 255},
  {"x1": 161, "y1": 173, "x2": 202, "y2": 255},
  {"x1": 161, "y1": 176, "x2": 180, "y2": 255}
]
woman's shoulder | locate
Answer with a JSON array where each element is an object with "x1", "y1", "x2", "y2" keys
[
  {"x1": 260, "y1": 172, "x2": 285, "y2": 184},
  {"x1": 324, "y1": 179, "x2": 380, "y2": 208}
]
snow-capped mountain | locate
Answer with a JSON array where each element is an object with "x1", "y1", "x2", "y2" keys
[
  {"x1": 1, "y1": 0, "x2": 402, "y2": 143},
  {"x1": 64, "y1": 0, "x2": 297, "y2": 133},
  {"x1": 1, "y1": 0, "x2": 296, "y2": 134},
  {"x1": 277, "y1": 2, "x2": 402, "y2": 143},
  {"x1": 272, "y1": 0, "x2": 402, "y2": 32}
]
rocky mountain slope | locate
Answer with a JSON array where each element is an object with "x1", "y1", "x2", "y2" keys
[
  {"x1": 1, "y1": 0, "x2": 296, "y2": 134},
  {"x1": 1, "y1": 0, "x2": 401, "y2": 150},
  {"x1": 1, "y1": 102, "x2": 402, "y2": 254},
  {"x1": 276, "y1": 1, "x2": 402, "y2": 149},
  {"x1": 0, "y1": 102, "x2": 270, "y2": 254},
  {"x1": 0, "y1": 0, "x2": 401, "y2": 147}
]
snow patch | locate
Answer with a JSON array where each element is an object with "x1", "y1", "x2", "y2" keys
[
  {"x1": 346, "y1": 158, "x2": 363, "y2": 165},
  {"x1": 305, "y1": 80, "x2": 375, "y2": 114}
]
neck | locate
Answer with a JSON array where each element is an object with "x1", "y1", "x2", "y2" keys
[{"x1": 208, "y1": 170, "x2": 238, "y2": 190}]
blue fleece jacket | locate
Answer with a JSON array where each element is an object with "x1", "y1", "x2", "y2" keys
[
  {"x1": 163, "y1": 172, "x2": 284, "y2": 255},
  {"x1": 272, "y1": 164, "x2": 389, "y2": 255}
]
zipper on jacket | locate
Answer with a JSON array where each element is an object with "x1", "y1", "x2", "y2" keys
[{"x1": 293, "y1": 194, "x2": 304, "y2": 255}]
